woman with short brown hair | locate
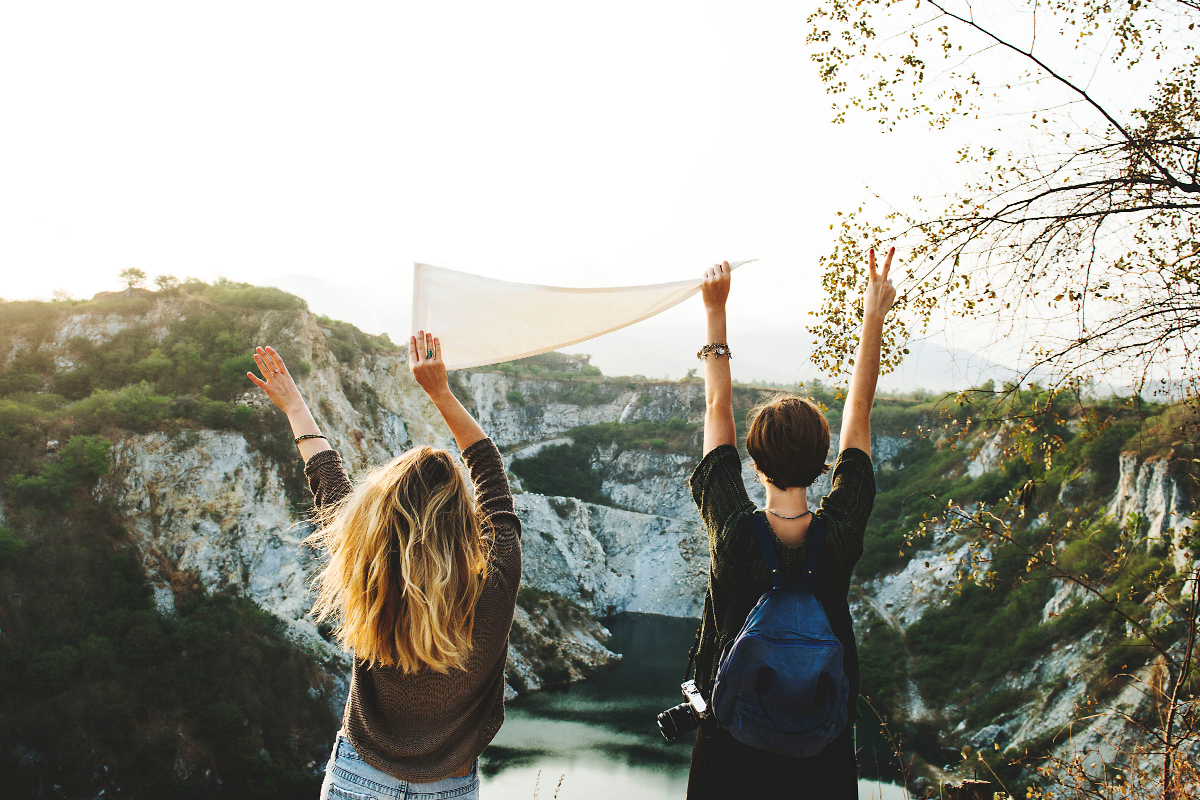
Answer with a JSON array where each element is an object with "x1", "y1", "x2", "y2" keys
[{"x1": 686, "y1": 251, "x2": 896, "y2": 798}]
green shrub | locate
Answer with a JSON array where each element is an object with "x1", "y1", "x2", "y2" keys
[
  {"x1": 871, "y1": 402, "x2": 923, "y2": 434},
  {"x1": 6, "y1": 435, "x2": 111, "y2": 508},
  {"x1": 906, "y1": 575, "x2": 1053, "y2": 704},
  {"x1": 0, "y1": 525, "x2": 26, "y2": 566},
  {"x1": 52, "y1": 369, "x2": 93, "y2": 400},
  {"x1": 219, "y1": 354, "x2": 258, "y2": 384},
  {"x1": 318, "y1": 316, "x2": 392, "y2": 363},
  {"x1": 507, "y1": 389, "x2": 525, "y2": 405},
  {"x1": 965, "y1": 470, "x2": 1015, "y2": 505},
  {"x1": 857, "y1": 617, "x2": 907, "y2": 709},
  {"x1": 133, "y1": 348, "x2": 173, "y2": 382},
  {"x1": 1082, "y1": 421, "x2": 1139, "y2": 483},
  {"x1": 571, "y1": 417, "x2": 697, "y2": 453},
  {"x1": 203, "y1": 282, "x2": 305, "y2": 311},
  {"x1": 965, "y1": 688, "x2": 1036, "y2": 728},
  {"x1": 23, "y1": 645, "x2": 81, "y2": 692},
  {"x1": 231, "y1": 404, "x2": 255, "y2": 428},
  {"x1": 0, "y1": 519, "x2": 335, "y2": 797},
  {"x1": 70, "y1": 383, "x2": 171, "y2": 431},
  {"x1": 72, "y1": 294, "x2": 155, "y2": 315},
  {"x1": 0, "y1": 398, "x2": 40, "y2": 437},
  {"x1": 510, "y1": 443, "x2": 606, "y2": 503},
  {"x1": 0, "y1": 351, "x2": 53, "y2": 395}
]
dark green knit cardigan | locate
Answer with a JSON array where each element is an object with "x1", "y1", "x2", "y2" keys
[{"x1": 689, "y1": 444, "x2": 876, "y2": 722}]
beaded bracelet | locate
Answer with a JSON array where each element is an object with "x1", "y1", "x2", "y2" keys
[
  {"x1": 294, "y1": 433, "x2": 327, "y2": 446},
  {"x1": 696, "y1": 343, "x2": 732, "y2": 360}
]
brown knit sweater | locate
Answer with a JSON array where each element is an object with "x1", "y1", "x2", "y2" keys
[{"x1": 304, "y1": 437, "x2": 522, "y2": 783}]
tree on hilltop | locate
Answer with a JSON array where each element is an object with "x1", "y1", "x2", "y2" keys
[
  {"x1": 119, "y1": 268, "x2": 146, "y2": 292},
  {"x1": 154, "y1": 274, "x2": 179, "y2": 293}
]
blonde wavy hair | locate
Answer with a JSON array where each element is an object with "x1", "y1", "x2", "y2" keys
[{"x1": 305, "y1": 446, "x2": 490, "y2": 673}]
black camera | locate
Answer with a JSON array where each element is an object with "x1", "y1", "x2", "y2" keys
[{"x1": 656, "y1": 679, "x2": 717, "y2": 741}]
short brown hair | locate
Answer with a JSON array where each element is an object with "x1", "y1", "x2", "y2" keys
[{"x1": 745, "y1": 395, "x2": 831, "y2": 489}]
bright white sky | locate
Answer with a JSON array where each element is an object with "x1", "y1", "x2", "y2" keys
[{"x1": 0, "y1": 1, "x2": 1157, "y2": 389}]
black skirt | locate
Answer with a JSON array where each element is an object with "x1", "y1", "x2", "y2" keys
[{"x1": 686, "y1": 724, "x2": 858, "y2": 799}]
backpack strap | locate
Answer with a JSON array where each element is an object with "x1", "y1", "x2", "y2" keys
[
  {"x1": 712, "y1": 517, "x2": 760, "y2": 682},
  {"x1": 752, "y1": 513, "x2": 785, "y2": 589},
  {"x1": 754, "y1": 512, "x2": 827, "y2": 592},
  {"x1": 799, "y1": 515, "x2": 827, "y2": 593}
]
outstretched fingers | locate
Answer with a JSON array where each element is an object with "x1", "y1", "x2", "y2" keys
[
  {"x1": 868, "y1": 248, "x2": 878, "y2": 282},
  {"x1": 247, "y1": 371, "x2": 268, "y2": 390},
  {"x1": 411, "y1": 331, "x2": 431, "y2": 364},
  {"x1": 881, "y1": 247, "x2": 894, "y2": 281},
  {"x1": 410, "y1": 331, "x2": 440, "y2": 366},
  {"x1": 253, "y1": 351, "x2": 272, "y2": 378},
  {"x1": 265, "y1": 346, "x2": 289, "y2": 375}
]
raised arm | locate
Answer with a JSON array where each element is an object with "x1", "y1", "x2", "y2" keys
[
  {"x1": 701, "y1": 261, "x2": 736, "y2": 456},
  {"x1": 839, "y1": 247, "x2": 897, "y2": 457},
  {"x1": 409, "y1": 331, "x2": 486, "y2": 451},
  {"x1": 248, "y1": 345, "x2": 332, "y2": 462}
]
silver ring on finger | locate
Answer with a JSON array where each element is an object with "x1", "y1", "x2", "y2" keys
[{"x1": 427, "y1": 350, "x2": 433, "y2": 359}]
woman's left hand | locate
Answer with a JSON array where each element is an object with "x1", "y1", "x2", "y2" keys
[
  {"x1": 701, "y1": 261, "x2": 732, "y2": 313},
  {"x1": 247, "y1": 346, "x2": 307, "y2": 415},
  {"x1": 410, "y1": 331, "x2": 449, "y2": 400}
]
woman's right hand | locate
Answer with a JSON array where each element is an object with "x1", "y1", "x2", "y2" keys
[
  {"x1": 701, "y1": 261, "x2": 731, "y2": 313},
  {"x1": 247, "y1": 346, "x2": 307, "y2": 415},
  {"x1": 410, "y1": 331, "x2": 449, "y2": 400},
  {"x1": 863, "y1": 247, "x2": 897, "y2": 321}
]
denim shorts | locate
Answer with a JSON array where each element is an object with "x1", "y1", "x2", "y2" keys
[{"x1": 319, "y1": 732, "x2": 480, "y2": 800}]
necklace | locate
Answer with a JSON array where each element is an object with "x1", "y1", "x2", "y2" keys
[{"x1": 765, "y1": 508, "x2": 812, "y2": 521}]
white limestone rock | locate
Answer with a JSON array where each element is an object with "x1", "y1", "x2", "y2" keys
[
  {"x1": 97, "y1": 430, "x2": 337, "y2": 658},
  {"x1": 1108, "y1": 451, "x2": 1197, "y2": 590},
  {"x1": 515, "y1": 494, "x2": 709, "y2": 619},
  {"x1": 867, "y1": 538, "x2": 986, "y2": 631},
  {"x1": 967, "y1": 432, "x2": 1005, "y2": 478},
  {"x1": 1041, "y1": 579, "x2": 1091, "y2": 623}
]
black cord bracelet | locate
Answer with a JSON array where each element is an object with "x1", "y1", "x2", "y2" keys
[{"x1": 294, "y1": 433, "x2": 327, "y2": 446}]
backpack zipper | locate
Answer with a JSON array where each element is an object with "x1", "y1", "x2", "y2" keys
[{"x1": 744, "y1": 633, "x2": 839, "y2": 648}]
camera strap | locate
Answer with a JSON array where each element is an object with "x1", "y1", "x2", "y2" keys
[{"x1": 704, "y1": 513, "x2": 764, "y2": 689}]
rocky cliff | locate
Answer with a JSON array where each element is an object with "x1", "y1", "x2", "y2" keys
[
  {"x1": 7, "y1": 296, "x2": 622, "y2": 705},
  {"x1": 31, "y1": 297, "x2": 918, "y2": 701}
]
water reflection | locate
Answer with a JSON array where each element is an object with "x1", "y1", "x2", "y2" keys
[{"x1": 480, "y1": 613, "x2": 907, "y2": 799}]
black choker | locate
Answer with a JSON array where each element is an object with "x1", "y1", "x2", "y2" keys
[{"x1": 765, "y1": 508, "x2": 812, "y2": 521}]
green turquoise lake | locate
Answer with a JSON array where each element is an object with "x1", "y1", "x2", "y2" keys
[{"x1": 479, "y1": 613, "x2": 908, "y2": 799}]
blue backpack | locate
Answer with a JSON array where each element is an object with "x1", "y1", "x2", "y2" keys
[{"x1": 709, "y1": 513, "x2": 850, "y2": 756}]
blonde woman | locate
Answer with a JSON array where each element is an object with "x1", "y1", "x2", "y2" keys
[{"x1": 247, "y1": 332, "x2": 521, "y2": 800}]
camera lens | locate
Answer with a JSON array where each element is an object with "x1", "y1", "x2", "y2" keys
[{"x1": 656, "y1": 701, "x2": 699, "y2": 741}]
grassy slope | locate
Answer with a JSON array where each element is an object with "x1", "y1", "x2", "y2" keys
[{"x1": 0, "y1": 284, "x2": 396, "y2": 798}]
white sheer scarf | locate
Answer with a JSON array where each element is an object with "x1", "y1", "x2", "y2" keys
[{"x1": 411, "y1": 261, "x2": 755, "y2": 369}]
